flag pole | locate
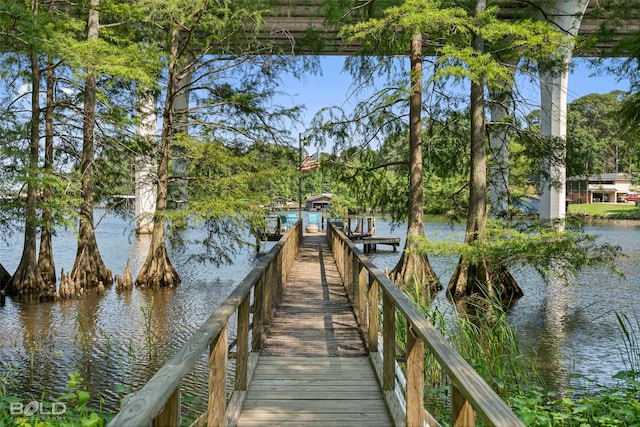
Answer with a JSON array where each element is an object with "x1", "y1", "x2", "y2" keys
[{"x1": 298, "y1": 133, "x2": 303, "y2": 221}]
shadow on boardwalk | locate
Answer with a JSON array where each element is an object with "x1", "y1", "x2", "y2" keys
[{"x1": 262, "y1": 233, "x2": 367, "y2": 357}]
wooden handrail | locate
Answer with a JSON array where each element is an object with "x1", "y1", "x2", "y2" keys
[
  {"x1": 108, "y1": 220, "x2": 302, "y2": 427},
  {"x1": 327, "y1": 221, "x2": 525, "y2": 427}
]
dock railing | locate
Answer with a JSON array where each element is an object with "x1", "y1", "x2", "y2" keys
[
  {"x1": 327, "y1": 221, "x2": 525, "y2": 427},
  {"x1": 108, "y1": 220, "x2": 302, "y2": 427}
]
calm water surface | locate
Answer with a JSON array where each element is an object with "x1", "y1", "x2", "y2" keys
[{"x1": 0, "y1": 212, "x2": 638, "y2": 415}]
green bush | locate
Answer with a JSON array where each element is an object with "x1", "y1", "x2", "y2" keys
[{"x1": 0, "y1": 373, "x2": 110, "y2": 427}]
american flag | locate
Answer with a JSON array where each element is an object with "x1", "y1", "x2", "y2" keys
[{"x1": 299, "y1": 152, "x2": 320, "y2": 171}]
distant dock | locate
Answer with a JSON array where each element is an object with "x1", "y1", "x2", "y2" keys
[
  {"x1": 258, "y1": 214, "x2": 401, "y2": 253},
  {"x1": 334, "y1": 216, "x2": 400, "y2": 253},
  {"x1": 348, "y1": 235, "x2": 400, "y2": 253}
]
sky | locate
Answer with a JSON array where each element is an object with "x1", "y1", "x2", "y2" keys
[{"x1": 278, "y1": 56, "x2": 633, "y2": 142}]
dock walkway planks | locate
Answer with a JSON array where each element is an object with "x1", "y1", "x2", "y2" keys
[{"x1": 236, "y1": 233, "x2": 394, "y2": 426}]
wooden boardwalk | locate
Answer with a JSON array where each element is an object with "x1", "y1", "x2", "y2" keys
[{"x1": 237, "y1": 233, "x2": 394, "y2": 426}]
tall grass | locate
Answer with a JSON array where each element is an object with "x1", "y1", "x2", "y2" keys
[
  {"x1": 402, "y1": 285, "x2": 640, "y2": 425},
  {"x1": 401, "y1": 281, "x2": 542, "y2": 421},
  {"x1": 614, "y1": 312, "x2": 640, "y2": 389}
]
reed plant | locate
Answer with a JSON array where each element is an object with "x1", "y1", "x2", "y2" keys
[
  {"x1": 615, "y1": 312, "x2": 640, "y2": 388},
  {"x1": 140, "y1": 297, "x2": 156, "y2": 352},
  {"x1": 508, "y1": 311, "x2": 640, "y2": 425},
  {"x1": 400, "y1": 280, "x2": 543, "y2": 421},
  {"x1": 74, "y1": 313, "x2": 93, "y2": 360},
  {"x1": 402, "y1": 283, "x2": 640, "y2": 425}
]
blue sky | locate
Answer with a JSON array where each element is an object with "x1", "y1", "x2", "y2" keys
[{"x1": 279, "y1": 56, "x2": 632, "y2": 140}]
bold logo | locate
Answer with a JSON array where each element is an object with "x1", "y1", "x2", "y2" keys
[{"x1": 10, "y1": 401, "x2": 67, "y2": 416}]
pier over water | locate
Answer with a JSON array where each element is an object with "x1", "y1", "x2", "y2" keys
[{"x1": 109, "y1": 220, "x2": 523, "y2": 426}]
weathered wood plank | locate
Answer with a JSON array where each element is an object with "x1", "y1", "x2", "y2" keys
[
  {"x1": 153, "y1": 387, "x2": 180, "y2": 427},
  {"x1": 250, "y1": 357, "x2": 374, "y2": 369},
  {"x1": 241, "y1": 399, "x2": 388, "y2": 412},
  {"x1": 235, "y1": 294, "x2": 250, "y2": 391},
  {"x1": 237, "y1": 235, "x2": 393, "y2": 426},
  {"x1": 207, "y1": 326, "x2": 227, "y2": 427},
  {"x1": 251, "y1": 369, "x2": 377, "y2": 379},
  {"x1": 248, "y1": 384, "x2": 381, "y2": 392},
  {"x1": 249, "y1": 379, "x2": 379, "y2": 387},
  {"x1": 245, "y1": 390, "x2": 384, "y2": 400},
  {"x1": 236, "y1": 421, "x2": 391, "y2": 427}
]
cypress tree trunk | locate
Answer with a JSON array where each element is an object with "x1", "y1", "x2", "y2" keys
[
  {"x1": 135, "y1": 24, "x2": 181, "y2": 289},
  {"x1": 447, "y1": 0, "x2": 522, "y2": 303},
  {"x1": 70, "y1": 0, "x2": 113, "y2": 292},
  {"x1": 0, "y1": 262, "x2": 10, "y2": 292},
  {"x1": 38, "y1": 56, "x2": 57, "y2": 287},
  {"x1": 7, "y1": 49, "x2": 47, "y2": 300},
  {"x1": 390, "y1": 32, "x2": 440, "y2": 292}
]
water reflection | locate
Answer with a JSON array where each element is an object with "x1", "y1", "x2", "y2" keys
[
  {"x1": 0, "y1": 210, "x2": 271, "y2": 416},
  {"x1": 367, "y1": 219, "x2": 640, "y2": 391},
  {"x1": 0, "y1": 213, "x2": 638, "y2": 414}
]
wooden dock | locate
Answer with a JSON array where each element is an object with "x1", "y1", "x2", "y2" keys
[
  {"x1": 333, "y1": 217, "x2": 400, "y2": 253},
  {"x1": 348, "y1": 235, "x2": 400, "y2": 253},
  {"x1": 237, "y1": 234, "x2": 393, "y2": 426},
  {"x1": 109, "y1": 221, "x2": 525, "y2": 427}
]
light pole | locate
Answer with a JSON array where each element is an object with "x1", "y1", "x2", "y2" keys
[{"x1": 298, "y1": 133, "x2": 304, "y2": 220}]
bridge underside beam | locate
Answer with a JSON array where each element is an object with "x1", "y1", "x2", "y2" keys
[{"x1": 264, "y1": 0, "x2": 640, "y2": 56}]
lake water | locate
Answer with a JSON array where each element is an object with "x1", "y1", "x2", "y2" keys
[{"x1": 0, "y1": 211, "x2": 638, "y2": 416}]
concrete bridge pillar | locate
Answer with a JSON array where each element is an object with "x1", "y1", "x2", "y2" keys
[
  {"x1": 539, "y1": 0, "x2": 590, "y2": 220},
  {"x1": 135, "y1": 92, "x2": 158, "y2": 234},
  {"x1": 171, "y1": 72, "x2": 191, "y2": 207},
  {"x1": 488, "y1": 77, "x2": 515, "y2": 219}
]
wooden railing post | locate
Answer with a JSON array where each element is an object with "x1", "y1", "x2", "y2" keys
[
  {"x1": 252, "y1": 277, "x2": 264, "y2": 351},
  {"x1": 263, "y1": 263, "x2": 274, "y2": 328},
  {"x1": 382, "y1": 291, "x2": 395, "y2": 391},
  {"x1": 208, "y1": 325, "x2": 228, "y2": 427},
  {"x1": 452, "y1": 382, "x2": 475, "y2": 427},
  {"x1": 367, "y1": 277, "x2": 379, "y2": 352},
  {"x1": 236, "y1": 294, "x2": 250, "y2": 390},
  {"x1": 406, "y1": 324, "x2": 425, "y2": 427},
  {"x1": 345, "y1": 246, "x2": 352, "y2": 300},
  {"x1": 357, "y1": 265, "x2": 367, "y2": 326},
  {"x1": 153, "y1": 387, "x2": 180, "y2": 427},
  {"x1": 341, "y1": 240, "x2": 347, "y2": 280},
  {"x1": 352, "y1": 255, "x2": 362, "y2": 323}
]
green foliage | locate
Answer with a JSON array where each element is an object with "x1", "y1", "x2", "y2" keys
[
  {"x1": 0, "y1": 373, "x2": 109, "y2": 427},
  {"x1": 339, "y1": 0, "x2": 567, "y2": 88},
  {"x1": 413, "y1": 218, "x2": 622, "y2": 285},
  {"x1": 164, "y1": 137, "x2": 303, "y2": 265},
  {"x1": 566, "y1": 91, "x2": 634, "y2": 177},
  {"x1": 510, "y1": 384, "x2": 640, "y2": 426}
]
